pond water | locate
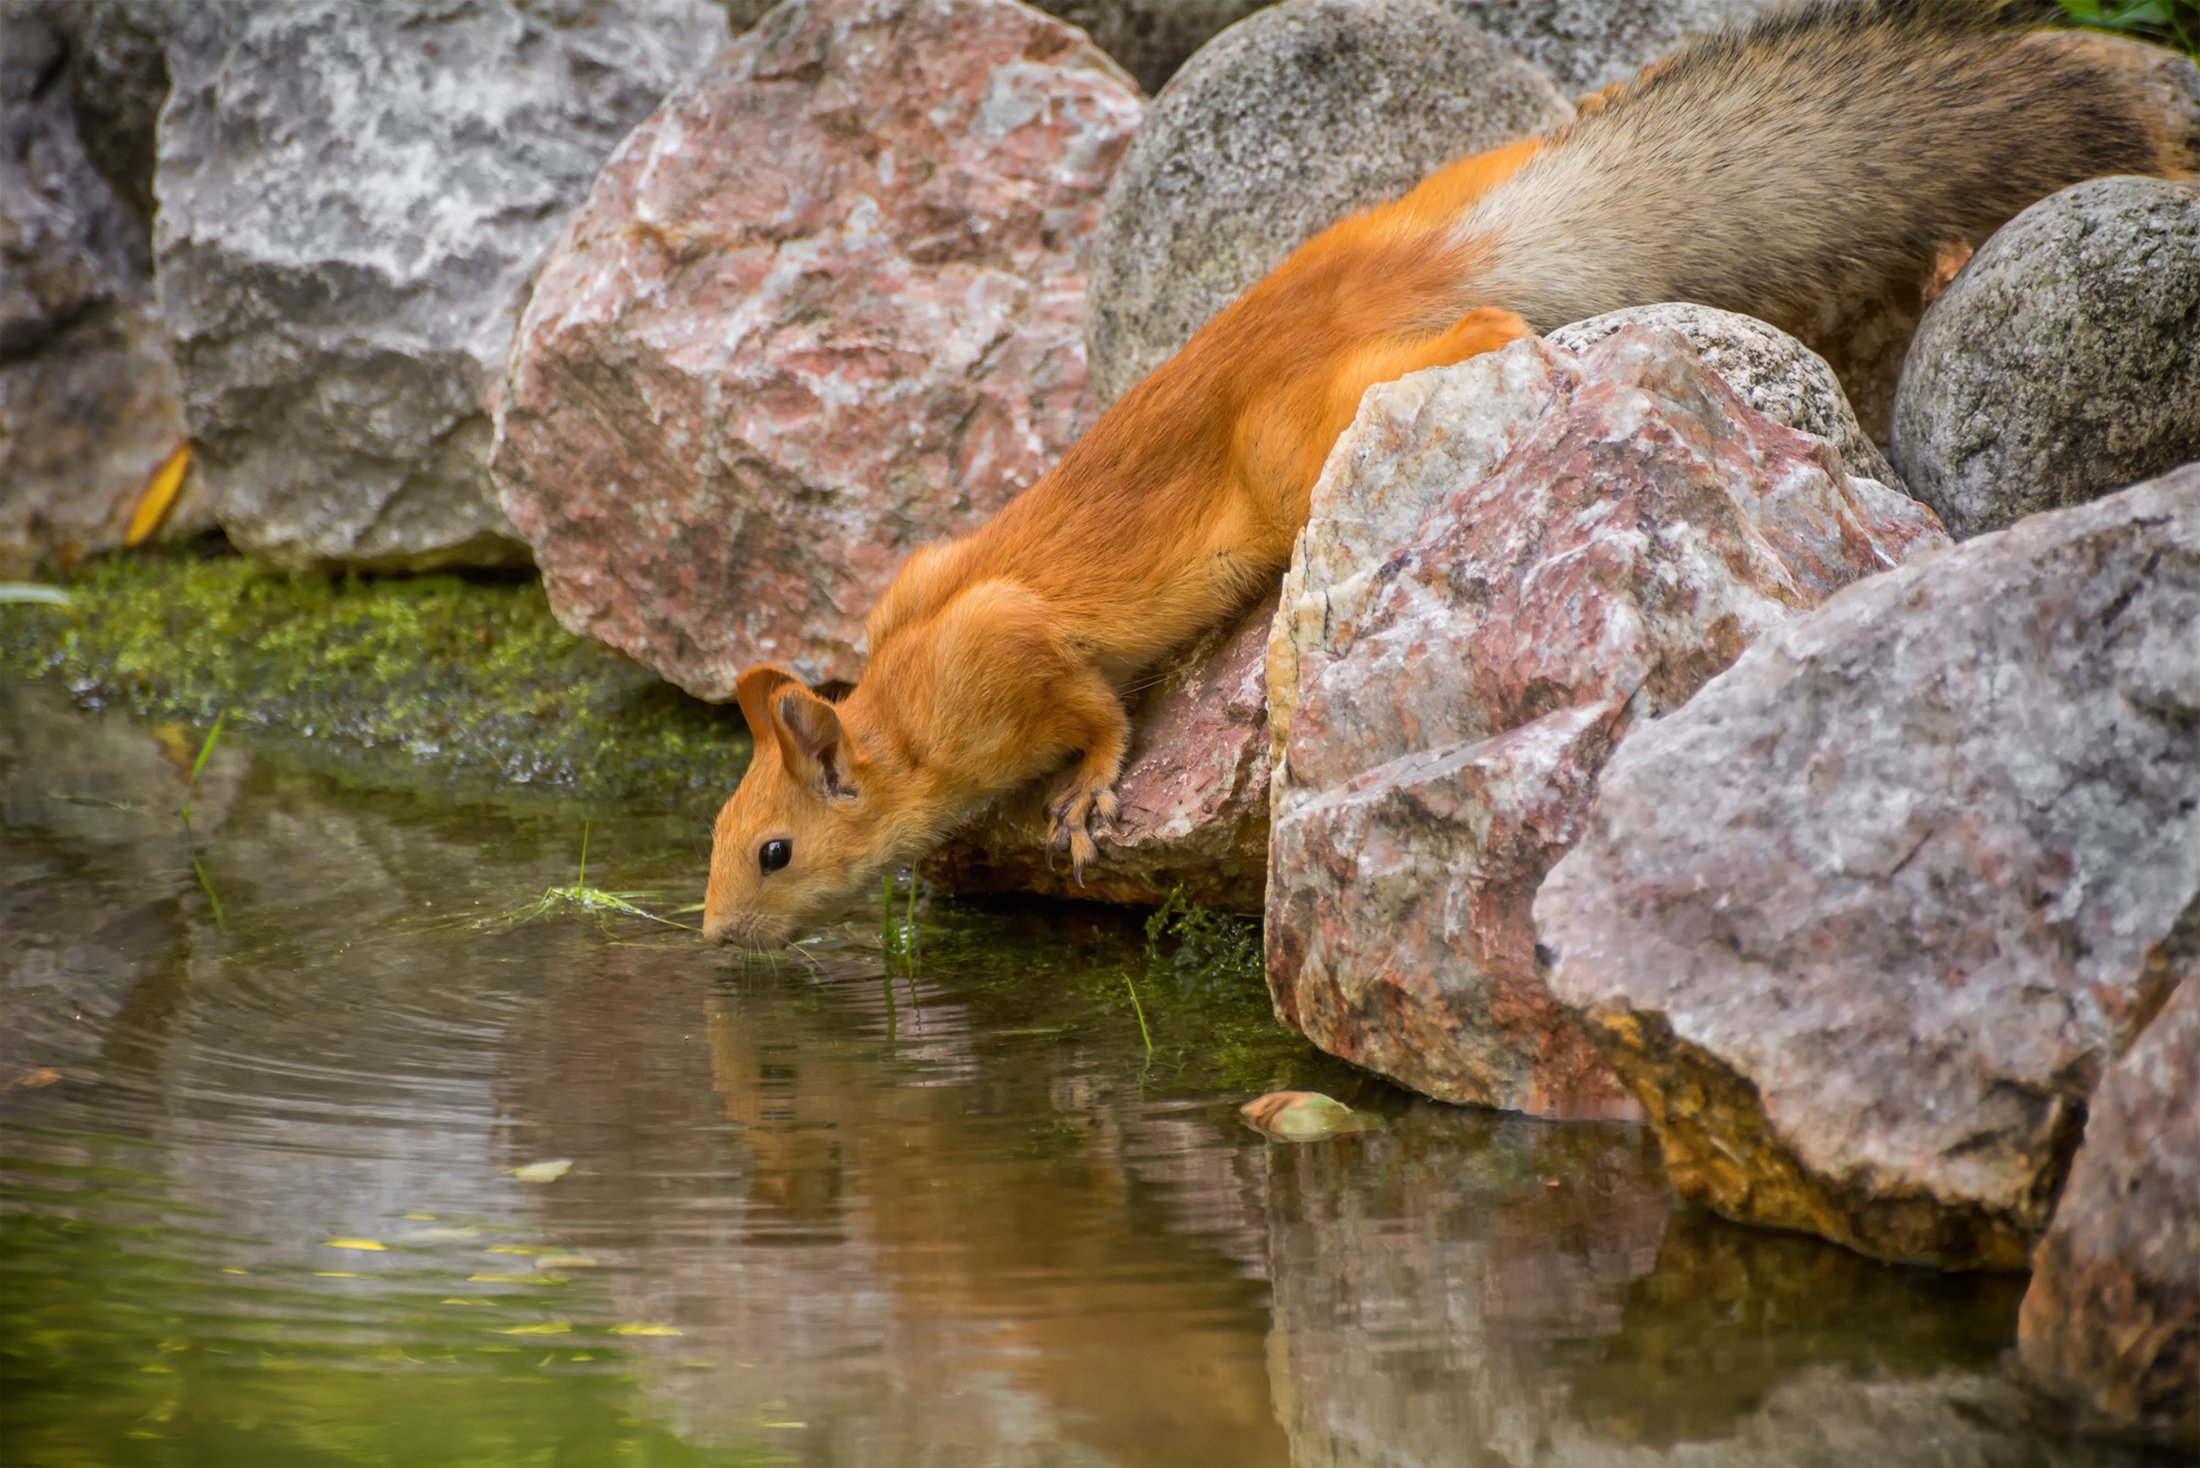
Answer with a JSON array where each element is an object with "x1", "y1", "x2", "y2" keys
[{"x1": 0, "y1": 680, "x2": 2151, "y2": 1468}]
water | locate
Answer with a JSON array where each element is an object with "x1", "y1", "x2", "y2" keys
[{"x1": 0, "y1": 680, "x2": 2137, "y2": 1467}]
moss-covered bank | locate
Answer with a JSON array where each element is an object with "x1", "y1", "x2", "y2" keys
[{"x1": 0, "y1": 550, "x2": 749, "y2": 803}]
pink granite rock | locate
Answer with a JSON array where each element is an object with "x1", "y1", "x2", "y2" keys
[
  {"x1": 1537, "y1": 464, "x2": 2200, "y2": 1269},
  {"x1": 2021, "y1": 958, "x2": 2200, "y2": 1447},
  {"x1": 1265, "y1": 328, "x2": 1948, "y2": 1117},
  {"x1": 493, "y1": 0, "x2": 1144, "y2": 697},
  {"x1": 926, "y1": 595, "x2": 1273, "y2": 909}
]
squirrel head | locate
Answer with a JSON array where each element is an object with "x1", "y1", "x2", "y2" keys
[{"x1": 703, "y1": 664, "x2": 904, "y2": 949}]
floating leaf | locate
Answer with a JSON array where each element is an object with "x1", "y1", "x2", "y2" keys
[
  {"x1": 609, "y1": 1323, "x2": 683, "y2": 1337},
  {"x1": 0, "y1": 583, "x2": 72, "y2": 606},
  {"x1": 509, "y1": 1158, "x2": 572, "y2": 1183},
  {"x1": 126, "y1": 442, "x2": 192, "y2": 547},
  {"x1": 496, "y1": 1322, "x2": 571, "y2": 1336},
  {"x1": 1238, "y1": 1091, "x2": 1383, "y2": 1142},
  {"x1": 322, "y1": 1238, "x2": 388, "y2": 1252}
]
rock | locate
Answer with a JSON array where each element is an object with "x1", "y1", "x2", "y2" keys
[
  {"x1": 711, "y1": 0, "x2": 1270, "y2": 94},
  {"x1": 66, "y1": 0, "x2": 174, "y2": 229},
  {"x1": 154, "y1": 0, "x2": 727, "y2": 571},
  {"x1": 1536, "y1": 463, "x2": 2200, "y2": 1269},
  {"x1": 0, "y1": 0, "x2": 202, "y2": 575},
  {"x1": 1083, "y1": 0, "x2": 1572, "y2": 406},
  {"x1": 924, "y1": 596, "x2": 1272, "y2": 909},
  {"x1": 495, "y1": 0, "x2": 1144, "y2": 696},
  {"x1": 1891, "y1": 176, "x2": 2200, "y2": 540},
  {"x1": 1265, "y1": 328, "x2": 1947, "y2": 1118},
  {"x1": 1440, "y1": 0, "x2": 1765, "y2": 95},
  {"x1": 1239, "y1": 1090, "x2": 1382, "y2": 1140},
  {"x1": 2020, "y1": 962, "x2": 2200, "y2": 1447},
  {"x1": 1547, "y1": 303, "x2": 1899, "y2": 488},
  {"x1": 1033, "y1": 1, "x2": 1272, "y2": 94}
]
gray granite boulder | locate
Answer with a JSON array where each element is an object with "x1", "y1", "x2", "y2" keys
[
  {"x1": 1549, "y1": 303, "x2": 1899, "y2": 487},
  {"x1": 1083, "y1": 0, "x2": 1571, "y2": 405},
  {"x1": 1891, "y1": 176, "x2": 2200, "y2": 540},
  {"x1": 0, "y1": 0, "x2": 202, "y2": 575},
  {"x1": 153, "y1": 0, "x2": 726, "y2": 571},
  {"x1": 1441, "y1": 0, "x2": 1765, "y2": 94},
  {"x1": 1537, "y1": 463, "x2": 2200, "y2": 1270},
  {"x1": 2020, "y1": 966, "x2": 2200, "y2": 1449}
]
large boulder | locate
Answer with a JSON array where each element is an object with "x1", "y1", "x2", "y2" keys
[
  {"x1": 495, "y1": 0, "x2": 1142, "y2": 697},
  {"x1": 1440, "y1": 0, "x2": 1765, "y2": 94},
  {"x1": 0, "y1": 0, "x2": 202, "y2": 576},
  {"x1": 1265, "y1": 328, "x2": 1946, "y2": 1118},
  {"x1": 1891, "y1": 176, "x2": 2200, "y2": 540},
  {"x1": 153, "y1": 0, "x2": 726, "y2": 571},
  {"x1": 1083, "y1": 0, "x2": 1571, "y2": 406},
  {"x1": 926, "y1": 595, "x2": 1273, "y2": 909},
  {"x1": 1537, "y1": 464, "x2": 2200, "y2": 1270},
  {"x1": 2019, "y1": 964, "x2": 2200, "y2": 1448}
]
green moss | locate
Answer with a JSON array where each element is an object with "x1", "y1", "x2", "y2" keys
[{"x1": 0, "y1": 549, "x2": 749, "y2": 805}]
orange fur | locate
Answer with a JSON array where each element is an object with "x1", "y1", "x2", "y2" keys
[{"x1": 704, "y1": 2, "x2": 2194, "y2": 946}]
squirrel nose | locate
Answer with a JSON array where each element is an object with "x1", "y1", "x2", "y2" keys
[{"x1": 702, "y1": 913, "x2": 737, "y2": 946}]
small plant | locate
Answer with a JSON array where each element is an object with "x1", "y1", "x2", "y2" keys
[
  {"x1": 493, "y1": 820, "x2": 692, "y2": 931},
  {"x1": 1144, "y1": 886, "x2": 1263, "y2": 982},
  {"x1": 2057, "y1": 0, "x2": 2198, "y2": 56},
  {"x1": 180, "y1": 712, "x2": 228, "y2": 931}
]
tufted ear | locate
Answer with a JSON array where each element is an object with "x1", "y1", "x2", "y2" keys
[
  {"x1": 770, "y1": 683, "x2": 854, "y2": 799},
  {"x1": 734, "y1": 665, "x2": 801, "y2": 754}
]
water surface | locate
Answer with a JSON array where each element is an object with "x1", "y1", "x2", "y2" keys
[{"x1": 0, "y1": 681, "x2": 2133, "y2": 1467}]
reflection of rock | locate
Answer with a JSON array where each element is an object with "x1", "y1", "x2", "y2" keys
[
  {"x1": 0, "y1": 0, "x2": 201, "y2": 575},
  {"x1": 1565, "y1": 1209, "x2": 2022, "y2": 1446},
  {"x1": 1539, "y1": 464, "x2": 2200, "y2": 1269},
  {"x1": 1265, "y1": 330, "x2": 1945, "y2": 1116},
  {"x1": 1265, "y1": 1106, "x2": 1670, "y2": 1466},
  {"x1": 156, "y1": 0, "x2": 725, "y2": 570},
  {"x1": 1892, "y1": 177, "x2": 2200, "y2": 539},
  {"x1": 2020, "y1": 968, "x2": 2200, "y2": 1449},
  {"x1": 0, "y1": 682, "x2": 239, "y2": 1082},
  {"x1": 1083, "y1": 0, "x2": 1570, "y2": 405},
  {"x1": 496, "y1": 0, "x2": 1142, "y2": 694},
  {"x1": 1542, "y1": 1366, "x2": 2154, "y2": 1468},
  {"x1": 927, "y1": 595, "x2": 1273, "y2": 909}
]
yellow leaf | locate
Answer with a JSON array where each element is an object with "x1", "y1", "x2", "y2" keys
[
  {"x1": 609, "y1": 1323, "x2": 683, "y2": 1337},
  {"x1": 509, "y1": 1159, "x2": 572, "y2": 1183},
  {"x1": 322, "y1": 1238, "x2": 387, "y2": 1252},
  {"x1": 313, "y1": 1271, "x2": 362, "y2": 1279},
  {"x1": 126, "y1": 443, "x2": 192, "y2": 547},
  {"x1": 497, "y1": 1322, "x2": 570, "y2": 1336},
  {"x1": 439, "y1": 1298, "x2": 491, "y2": 1307}
]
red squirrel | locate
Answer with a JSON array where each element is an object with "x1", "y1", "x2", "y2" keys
[{"x1": 704, "y1": 0, "x2": 2195, "y2": 947}]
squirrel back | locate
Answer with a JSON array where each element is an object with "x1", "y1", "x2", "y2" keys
[{"x1": 1458, "y1": 0, "x2": 2198, "y2": 337}]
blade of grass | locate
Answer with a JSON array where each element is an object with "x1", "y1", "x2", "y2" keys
[{"x1": 1123, "y1": 977, "x2": 1153, "y2": 1058}]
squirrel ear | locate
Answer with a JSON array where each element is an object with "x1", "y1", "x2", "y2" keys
[
  {"x1": 771, "y1": 684, "x2": 855, "y2": 799},
  {"x1": 733, "y1": 665, "x2": 801, "y2": 752}
]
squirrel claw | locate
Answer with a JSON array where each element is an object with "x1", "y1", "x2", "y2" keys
[{"x1": 1046, "y1": 781, "x2": 1117, "y2": 885}]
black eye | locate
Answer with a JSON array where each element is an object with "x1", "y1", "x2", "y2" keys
[{"x1": 759, "y1": 839, "x2": 792, "y2": 873}]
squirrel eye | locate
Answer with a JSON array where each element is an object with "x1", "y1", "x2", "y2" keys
[{"x1": 759, "y1": 838, "x2": 792, "y2": 874}]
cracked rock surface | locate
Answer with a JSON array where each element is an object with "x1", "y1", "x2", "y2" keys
[
  {"x1": 494, "y1": 0, "x2": 1143, "y2": 696},
  {"x1": 1537, "y1": 463, "x2": 2200, "y2": 1268},
  {"x1": 1265, "y1": 328, "x2": 1945, "y2": 1117},
  {"x1": 154, "y1": 0, "x2": 726, "y2": 571}
]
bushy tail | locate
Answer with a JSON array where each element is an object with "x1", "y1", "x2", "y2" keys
[{"x1": 1459, "y1": 0, "x2": 2197, "y2": 334}]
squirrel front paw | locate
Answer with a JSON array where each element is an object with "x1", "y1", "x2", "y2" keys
[{"x1": 1046, "y1": 778, "x2": 1119, "y2": 883}]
